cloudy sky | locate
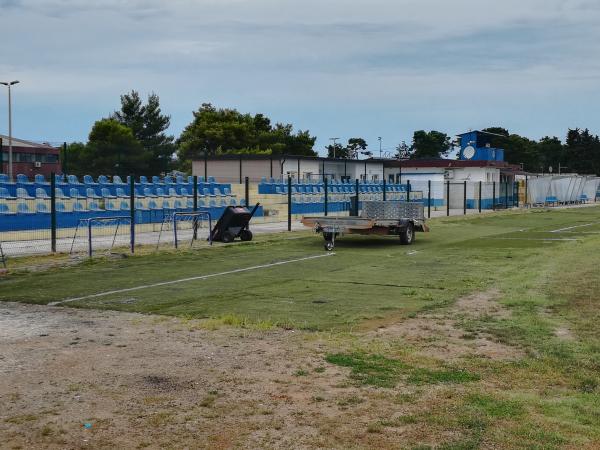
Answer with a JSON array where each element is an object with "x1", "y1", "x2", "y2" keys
[{"x1": 1, "y1": 0, "x2": 599, "y2": 155}]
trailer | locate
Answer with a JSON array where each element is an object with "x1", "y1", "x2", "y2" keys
[{"x1": 301, "y1": 201, "x2": 429, "y2": 251}]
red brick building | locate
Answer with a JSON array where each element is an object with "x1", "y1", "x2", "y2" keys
[{"x1": 0, "y1": 134, "x2": 61, "y2": 179}]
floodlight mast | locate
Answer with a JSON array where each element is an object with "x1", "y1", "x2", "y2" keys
[{"x1": 0, "y1": 80, "x2": 20, "y2": 181}]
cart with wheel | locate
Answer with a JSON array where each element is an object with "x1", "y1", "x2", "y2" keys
[
  {"x1": 210, "y1": 203, "x2": 260, "y2": 243},
  {"x1": 301, "y1": 201, "x2": 428, "y2": 251}
]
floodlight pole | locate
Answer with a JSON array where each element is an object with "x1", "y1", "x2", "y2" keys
[
  {"x1": 329, "y1": 137, "x2": 339, "y2": 158},
  {"x1": 0, "y1": 81, "x2": 19, "y2": 181},
  {"x1": 378, "y1": 137, "x2": 382, "y2": 158}
]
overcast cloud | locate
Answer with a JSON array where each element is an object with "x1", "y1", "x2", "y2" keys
[{"x1": 1, "y1": 0, "x2": 599, "y2": 153}]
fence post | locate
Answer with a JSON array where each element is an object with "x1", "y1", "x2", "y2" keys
[
  {"x1": 355, "y1": 179, "x2": 360, "y2": 215},
  {"x1": 193, "y1": 175, "x2": 198, "y2": 211},
  {"x1": 492, "y1": 181, "x2": 496, "y2": 210},
  {"x1": 525, "y1": 176, "x2": 528, "y2": 207},
  {"x1": 446, "y1": 180, "x2": 450, "y2": 216},
  {"x1": 244, "y1": 176, "x2": 249, "y2": 207},
  {"x1": 407, "y1": 180, "x2": 411, "y2": 202},
  {"x1": 129, "y1": 175, "x2": 135, "y2": 253},
  {"x1": 382, "y1": 179, "x2": 386, "y2": 201},
  {"x1": 50, "y1": 172, "x2": 56, "y2": 252},
  {"x1": 427, "y1": 180, "x2": 431, "y2": 218},
  {"x1": 515, "y1": 181, "x2": 519, "y2": 208},
  {"x1": 324, "y1": 177, "x2": 328, "y2": 216},
  {"x1": 478, "y1": 181, "x2": 482, "y2": 213},
  {"x1": 287, "y1": 176, "x2": 292, "y2": 231},
  {"x1": 463, "y1": 180, "x2": 467, "y2": 215},
  {"x1": 504, "y1": 182, "x2": 508, "y2": 208}
]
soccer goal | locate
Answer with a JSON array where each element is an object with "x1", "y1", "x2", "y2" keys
[
  {"x1": 156, "y1": 211, "x2": 212, "y2": 250},
  {"x1": 70, "y1": 216, "x2": 132, "y2": 257}
]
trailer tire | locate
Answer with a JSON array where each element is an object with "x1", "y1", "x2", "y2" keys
[
  {"x1": 240, "y1": 229, "x2": 253, "y2": 241},
  {"x1": 221, "y1": 231, "x2": 235, "y2": 243},
  {"x1": 324, "y1": 240, "x2": 335, "y2": 251},
  {"x1": 399, "y1": 222, "x2": 414, "y2": 245}
]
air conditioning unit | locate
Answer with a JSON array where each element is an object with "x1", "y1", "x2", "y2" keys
[
  {"x1": 444, "y1": 171, "x2": 454, "y2": 179},
  {"x1": 34, "y1": 161, "x2": 42, "y2": 168}
]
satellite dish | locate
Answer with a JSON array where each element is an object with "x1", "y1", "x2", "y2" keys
[{"x1": 463, "y1": 146, "x2": 476, "y2": 160}]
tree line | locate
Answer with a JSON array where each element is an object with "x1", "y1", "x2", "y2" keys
[{"x1": 65, "y1": 91, "x2": 600, "y2": 177}]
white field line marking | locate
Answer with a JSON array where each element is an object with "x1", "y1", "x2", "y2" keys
[
  {"x1": 49, "y1": 253, "x2": 335, "y2": 306},
  {"x1": 407, "y1": 251, "x2": 419, "y2": 256},
  {"x1": 485, "y1": 237, "x2": 580, "y2": 242},
  {"x1": 550, "y1": 221, "x2": 600, "y2": 233}
]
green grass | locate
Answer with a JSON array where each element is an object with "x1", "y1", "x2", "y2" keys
[
  {"x1": 2, "y1": 207, "x2": 600, "y2": 332},
  {"x1": 3, "y1": 206, "x2": 600, "y2": 448}
]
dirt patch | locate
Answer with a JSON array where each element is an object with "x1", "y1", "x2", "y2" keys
[
  {"x1": 373, "y1": 289, "x2": 524, "y2": 361},
  {"x1": 0, "y1": 302, "x2": 462, "y2": 449},
  {"x1": 554, "y1": 327, "x2": 575, "y2": 341}
]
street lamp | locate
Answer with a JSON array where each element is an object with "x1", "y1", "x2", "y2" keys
[
  {"x1": 378, "y1": 136, "x2": 382, "y2": 158},
  {"x1": 329, "y1": 137, "x2": 339, "y2": 158},
  {"x1": 0, "y1": 80, "x2": 20, "y2": 181}
]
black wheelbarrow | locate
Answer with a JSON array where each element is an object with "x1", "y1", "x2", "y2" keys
[{"x1": 210, "y1": 203, "x2": 260, "y2": 243}]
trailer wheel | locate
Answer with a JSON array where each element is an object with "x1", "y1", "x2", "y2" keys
[
  {"x1": 324, "y1": 240, "x2": 335, "y2": 251},
  {"x1": 221, "y1": 231, "x2": 235, "y2": 243},
  {"x1": 240, "y1": 229, "x2": 253, "y2": 241},
  {"x1": 399, "y1": 222, "x2": 414, "y2": 245}
]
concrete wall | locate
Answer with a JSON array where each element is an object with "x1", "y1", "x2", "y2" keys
[{"x1": 192, "y1": 158, "x2": 282, "y2": 183}]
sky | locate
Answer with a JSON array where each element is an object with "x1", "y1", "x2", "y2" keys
[{"x1": 1, "y1": 0, "x2": 599, "y2": 156}]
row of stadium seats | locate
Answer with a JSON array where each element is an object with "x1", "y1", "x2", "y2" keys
[
  {"x1": 258, "y1": 178, "x2": 409, "y2": 195},
  {"x1": 0, "y1": 173, "x2": 225, "y2": 187},
  {"x1": 0, "y1": 197, "x2": 242, "y2": 215},
  {"x1": 0, "y1": 185, "x2": 235, "y2": 200}
]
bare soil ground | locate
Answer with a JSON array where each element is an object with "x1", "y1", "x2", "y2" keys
[
  {"x1": 1, "y1": 292, "x2": 519, "y2": 450},
  {"x1": 373, "y1": 290, "x2": 523, "y2": 361}
]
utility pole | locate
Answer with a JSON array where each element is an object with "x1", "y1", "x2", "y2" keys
[
  {"x1": 378, "y1": 136, "x2": 382, "y2": 158},
  {"x1": 0, "y1": 80, "x2": 20, "y2": 181},
  {"x1": 329, "y1": 137, "x2": 339, "y2": 158}
]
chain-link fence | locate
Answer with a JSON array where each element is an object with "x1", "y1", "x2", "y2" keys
[{"x1": 1, "y1": 173, "x2": 593, "y2": 260}]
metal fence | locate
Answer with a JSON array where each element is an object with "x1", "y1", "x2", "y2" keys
[{"x1": 0, "y1": 173, "x2": 595, "y2": 259}]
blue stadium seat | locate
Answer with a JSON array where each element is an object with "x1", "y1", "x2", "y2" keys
[
  {"x1": 17, "y1": 202, "x2": 34, "y2": 214},
  {"x1": 67, "y1": 174, "x2": 82, "y2": 185},
  {"x1": 16, "y1": 187, "x2": 33, "y2": 199},
  {"x1": 73, "y1": 202, "x2": 88, "y2": 212},
  {"x1": 98, "y1": 175, "x2": 109, "y2": 185},
  {"x1": 139, "y1": 175, "x2": 150, "y2": 185},
  {"x1": 119, "y1": 201, "x2": 129, "y2": 211},
  {"x1": 56, "y1": 202, "x2": 68, "y2": 213},
  {"x1": 69, "y1": 188, "x2": 85, "y2": 199},
  {"x1": 230, "y1": 198, "x2": 237, "y2": 206},
  {"x1": 135, "y1": 200, "x2": 148, "y2": 210},
  {"x1": 101, "y1": 188, "x2": 116, "y2": 199},
  {"x1": 148, "y1": 200, "x2": 160, "y2": 210},
  {"x1": 203, "y1": 188, "x2": 216, "y2": 197},
  {"x1": 113, "y1": 175, "x2": 126, "y2": 185},
  {"x1": 106, "y1": 201, "x2": 120, "y2": 211},
  {"x1": 0, "y1": 187, "x2": 16, "y2": 199},
  {"x1": 89, "y1": 201, "x2": 103, "y2": 212},
  {"x1": 180, "y1": 187, "x2": 193, "y2": 197},
  {"x1": 86, "y1": 188, "x2": 100, "y2": 199},
  {"x1": 34, "y1": 174, "x2": 48, "y2": 185},
  {"x1": 83, "y1": 175, "x2": 97, "y2": 186},
  {"x1": 198, "y1": 199, "x2": 206, "y2": 208},
  {"x1": 173, "y1": 199, "x2": 184, "y2": 209},
  {"x1": 168, "y1": 187, "x2": 180, "y2": 197},
  {"x1": 17, "y1": 174, "x2": 32, "y2": 185},
  {"x1": 161, "y1": 199, "x2": 172, "y2": 209},
  {"x1": 36, "y1": 188, "x2": 49, "y2": 199},
  {"x1": 134, "y1": 188, "x2": 145, "y2": 198},
  {"x1": 116, "y1": 188, "x2": 128, "y2": 198},
  {"x1": 36, "y1": 202, "x2": 49, "y2": 214},
  {"x1": 0, "y1": 174, "x2": 11, "y2": 184},
  {"x1": 0, "y1": 203, "x2": 15, "y2": 215},
  {"x1": 155, "y1": 187, "x2": 166, "y2": 197},
  {"x1": 144, "y1": 188, "x2": 157, "y2": 198},
  {"x1": 55, "y1": 188, "x2": 69, "y2": 199}
]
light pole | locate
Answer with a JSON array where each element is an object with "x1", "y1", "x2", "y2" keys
[
  {"x1": 378, "y1": 136, "x2": 382, "y2": 158},
  {"x1": 0, "y1": 80, "x2": 20, "y2": 181},
  {"x1": 329, "y1": 137, "x2": 339, "y2": 158}
]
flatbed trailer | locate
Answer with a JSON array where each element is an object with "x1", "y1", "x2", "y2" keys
[{"x1": 301, "y1": 201, "x2": 429, "y2": 251}]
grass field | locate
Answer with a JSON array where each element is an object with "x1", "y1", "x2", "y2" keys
[{"x1": 2, "y1": 206, "x2": 600, "y2": 448}]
